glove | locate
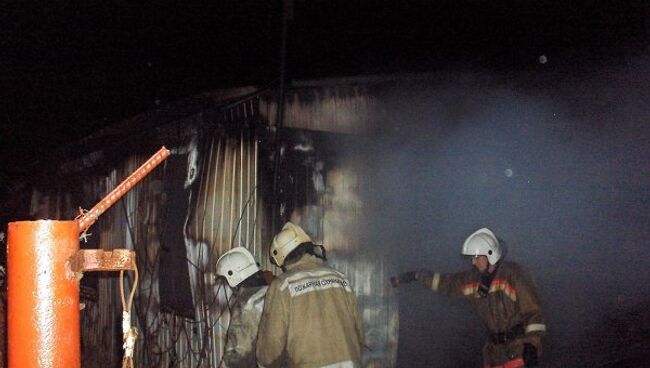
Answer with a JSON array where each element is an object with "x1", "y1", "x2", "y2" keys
[
  {"x1": 522, "y1": 343, "x2": 538, "y2": 367},
  {"x1": 390, "y1": 271, "x2": 418, "y2": 287}
]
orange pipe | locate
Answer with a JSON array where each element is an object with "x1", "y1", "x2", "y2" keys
[
  {"x1": 77, "y1": 146, "x2": 170, "y2": 233},
  {"x1": 7, "y1": 220, "x2": 80, "y2": 368}
]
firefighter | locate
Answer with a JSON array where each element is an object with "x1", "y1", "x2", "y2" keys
[
  {"x1": 391, "y1": 228, "x2": 546, "y2": 368},
  {"x1": 216, "y1": 247, "x2": 272, "y2": 368},
  {"x1": 256, "y1": 222, "x2": 364, "y2": 368}
]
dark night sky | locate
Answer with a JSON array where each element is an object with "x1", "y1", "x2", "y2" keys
[{"x1": 1, "y1": 0, "x2": 648, "y2": 180}]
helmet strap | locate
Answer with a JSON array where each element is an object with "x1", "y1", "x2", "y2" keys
[
  {"x1": 311, "y1": 244, "x2": 327, "y2": 261},
  {"x1": 240, "y1": 271, "x2": 267, "y2": 288},
  {"x1": 285, "y1": 243, "x2": 327, "y2": 266},
  {"x1": 478, "y1": 267, "x2": 498, "y2": 298}
]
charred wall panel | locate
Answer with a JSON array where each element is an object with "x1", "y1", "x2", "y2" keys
[
  {"x1": 158, "y1": 153, "x2": 196, "y2": 318},
  {"x1": 261, "y1": 83, "x2": 377, "y2": 134},
  {"x1": 275, "y1": 129, "x2": 399, "y2": 367}
]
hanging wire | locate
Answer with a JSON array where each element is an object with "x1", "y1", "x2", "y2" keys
[{"x1": 120, "y1": 260, "x2": 140, "y2": 368}]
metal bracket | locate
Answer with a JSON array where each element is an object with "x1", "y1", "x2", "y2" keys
[{"x1": 68, "y1": 249, "x2": 136, "y2": 275}]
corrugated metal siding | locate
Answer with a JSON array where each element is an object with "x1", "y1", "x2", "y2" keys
[
  {"x1": 130, "y1": 129, "x2": 261, "y2": 368},
  {"x1": 24, "y1": 124, "x2": 262, "y2": 366},
  {"x1": 261, "y1": 85, "x2": 378, "y2": 134},
  {"x1": 186, "y1": 131, "x2": 260, "y2": 258}
]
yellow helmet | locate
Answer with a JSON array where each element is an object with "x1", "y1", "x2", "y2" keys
[{"x1": 270, "y1": 222, "x2": 312, "y2": 267}]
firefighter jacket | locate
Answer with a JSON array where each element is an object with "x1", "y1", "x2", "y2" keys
[
  {"x1": 419, "y1": 261, "x2": 546, "y2": 367},
  {"x1": 256, "y1": 254, "x2": 364, "y2": 368},
  {"x1": 224, "y1": 285, "x2": 268, "y2": 368}
]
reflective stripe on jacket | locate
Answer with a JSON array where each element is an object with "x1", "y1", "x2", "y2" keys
[
  {"x1": 483, "y1": 357, "x2": 525, "y2": 368},
  {"x1": 420, "y1": 261, "x2": 545, "y2": 366},
  {"x1": 256, "y1": 254, "x2": 364, "y2": 368},
  {"x1": 223, "y1": 285, "x2": 267, "y2": 368}
]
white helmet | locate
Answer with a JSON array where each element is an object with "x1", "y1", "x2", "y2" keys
[
  {"x1": 462, "y1": 228, "x2": 502, "y2": 265},
  {"x1": 216, "y1": 247, "x2": 260, "y2": 287},
  {"x1": 270, "y1": 222, "x2": 312, "y2": 267}
]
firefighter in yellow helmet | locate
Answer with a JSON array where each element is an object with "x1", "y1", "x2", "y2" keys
[
  {"x1": 215, "y1": 247, "x2": 273, "y2": 368},
  {"x1": 256, "y1": 222, "x2": 365, "y2": 368},
  {"x1": 391, "y1": 228, "x2": 546, "y2": 368}
]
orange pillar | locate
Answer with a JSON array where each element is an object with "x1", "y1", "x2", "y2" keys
[{"x1": 7, "y1": 220, "x2": 80, "y2": 368}]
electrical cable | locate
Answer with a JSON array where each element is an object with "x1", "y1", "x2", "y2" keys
[{"x1": 120, "y1": 260, "x2": 139, "y2": 368}]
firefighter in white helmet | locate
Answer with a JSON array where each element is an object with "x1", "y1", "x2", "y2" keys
[
  {"x1": 391, "y1": 228, "x2": 546, "y2": 368},
  {"x1": 256, "y1": 222, "x2": 365, "y2": 368},
  {"x1": 216, "y1": 247, "x2": 273, "y2": 368}
]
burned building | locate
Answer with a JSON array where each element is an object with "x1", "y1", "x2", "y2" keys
[{"x1": 2, "y1": 63, "x2": 649, "y2": 367}]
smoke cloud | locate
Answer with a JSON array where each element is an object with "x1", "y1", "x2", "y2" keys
[{"x1": 359, "y1": 54, "x2": 650, "y2": 367}]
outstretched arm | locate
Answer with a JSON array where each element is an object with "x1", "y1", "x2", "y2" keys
[
  {"x1": 391, "y1": 269, "x2": 476, "y2": 298},
  {"x1": 419, "y1": 269, "x2": 476, "y2": 298}
]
